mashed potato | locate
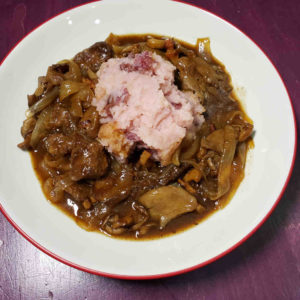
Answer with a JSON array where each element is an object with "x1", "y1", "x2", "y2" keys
[{"x1": 92, "y1": 51, "x2": 205, "y2": 165}]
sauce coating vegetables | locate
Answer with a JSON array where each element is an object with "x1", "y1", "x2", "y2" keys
[{"x1": 18, "y1": 34, "x2": 253, "y2": 239}]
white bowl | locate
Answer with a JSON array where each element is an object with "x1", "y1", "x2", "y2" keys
[{"x1": 0, "y1": 0, "x2": 296, "y2": 279}]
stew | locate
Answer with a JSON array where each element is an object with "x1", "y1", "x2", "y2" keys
[{"x1": 18, "y1": 34, "x2": 253, "y2": 239}]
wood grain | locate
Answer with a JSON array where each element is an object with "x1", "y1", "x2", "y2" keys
[{"x1": 0, "y1": 0, "x2": 299, "y2": 299}]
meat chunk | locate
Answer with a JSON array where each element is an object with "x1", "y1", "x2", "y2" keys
[
  {"x1": 47, "y1": 104, "x2": 76, "y2": 134},
  {"x1": 138, "y1": 185, "x2": 197, "y2": 228},
  {"x1": 94, "y1": 166, "x2": 133, "y2": 205},
  {"x1": 44, "y1": 133, "x2": 73, "y2": 157},
  {"x1": 79, "y1": 106, "x2": 100, "y2": 138},
  {"x1": 176, "y1": 57, "x2": 203, "y2": 97},
  {"x1": 46, "y1": 63, "x2": 68, "y2": 85},
  {"x1": 64, "y1": 183, "x2": 91, "y2": 202},
  {"x1": 70, "y1": 137, "x2": 108, "y2": 181},
  {"x1": 158, "y1": 163, "x2": 190, "y2": 185},
  {"x1": 74, "y1": 41, "x2": 113, "y2": 74}
]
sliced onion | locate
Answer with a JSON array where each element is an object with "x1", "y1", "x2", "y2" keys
[
  {"x1": 226, "y1": 110, "x2": 243, "y2": 123},
  {"x1": 180, "y1": 135, "x2": 200, "y2": 160},
  {"x1": 30, "y1": 106, "x2": 53, "y2": 147},
  {"x1": 196, "y1": 37, "x2": 212, "y2": 61},
  {"x1": 236, "y1": 142, "x2": 247, "y2": 169},
  {"x1": 58, "y1": 59, "x2": 82, "y2": 82},
  {"x1": 201, "y1": 129, "x2": 224, "y2": 154},
  {"x1": 59, "y1": 81, "x2": 86, "y2": 101},
  {"x1": 70, "y1": 96, "x2": 83, "y2": 117},
  {"x1": 146, "y1": 38, "x2": 165, "y2": 49},
  {"x1": 87, "y1": 68, "x2": 98, "y2": 80},
  {"x1": 209, "y1": 125, "x2": 237, "y2": 200},
  {"x1": 26, "y1": 86, "x2": 59, "y2": 117},
  {"x1": 171, "y1": 147, "x2": 181, "y2": 166}
]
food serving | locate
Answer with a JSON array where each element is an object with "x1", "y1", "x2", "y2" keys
[{"x1": 18, "y1": 34, "x2": 253, "y2": 239}]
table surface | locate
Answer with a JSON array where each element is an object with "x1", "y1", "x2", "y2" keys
[{"x1": 0, "y1": 0, "x2": 299, "y2": 299}]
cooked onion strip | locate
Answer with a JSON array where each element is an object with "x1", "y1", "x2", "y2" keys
[
  {"x1": 201, "y1": 129, "x2": 224, "y2": 154},
  {"x1": 209, "y1": 125, "x2": 237, "y2": 200},
  {"x1": 236, "y1": 142, "x2": 247, "y2": 169},
  {"x1": 26, "y1": 86, "x2": 59, "y2": 117},
  {"x1": 146, "y1": 38, "x2": 165, "y2": 49},
  {"x1": 171, "y1": 147, "x2": 181, "y2": 166},
  {"x1": 58, "y1": 59, "x2": 82, "y2": 82},
  {"x1": 196, "y1": 37, "x2": 212, "y2": 61},
  {"x1": 59, "y1": 81, "x2": 86, "y2": 101},
  {"x1": 180, "y1": 135, "x2": 200, "y2": 160},
  {"x1": 30, "y1": 106, "x2": 53, "y2": 147}
]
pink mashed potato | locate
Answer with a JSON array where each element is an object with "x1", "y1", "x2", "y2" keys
[{"x1": 92, "y1": 51, "x2": 205, "y2": 165}]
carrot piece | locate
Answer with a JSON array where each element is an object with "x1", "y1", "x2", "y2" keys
[
  {"x1": 183, "y1": 168, "x2": 202, "y2": 183},
  {"x1": 139, "y1": 150, "x2": 151, "y2": 166}
]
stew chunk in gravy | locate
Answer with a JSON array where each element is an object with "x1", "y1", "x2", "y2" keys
[{"x1": 18, "y1": 34, "x2": 253, "y2": 239}]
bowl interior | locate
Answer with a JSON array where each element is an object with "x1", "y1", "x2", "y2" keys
[{"x1": 0, "y1": 0, "x2": 295, "y2": 278}]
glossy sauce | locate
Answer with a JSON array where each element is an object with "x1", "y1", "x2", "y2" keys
[{"x1": 28, "y1": 34, "x2": 253, "y2": 240}]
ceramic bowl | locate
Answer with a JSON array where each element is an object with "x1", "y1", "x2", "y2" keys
[{"x1": 0, "y1": 0, "x2": 296, "y2": 279}]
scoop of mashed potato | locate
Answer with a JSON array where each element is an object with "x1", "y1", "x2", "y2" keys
[{"x1": 92, "y1": 51, "x2": 205, "y2": 165}]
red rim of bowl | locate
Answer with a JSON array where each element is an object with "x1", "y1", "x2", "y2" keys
[{"x1": 0, "y1": 0, "x2": 297, "y2": 280}]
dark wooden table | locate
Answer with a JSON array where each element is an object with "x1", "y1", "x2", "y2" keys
[{"x1": 1, "y1": 0, "x2": 299, "y2": 299}]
